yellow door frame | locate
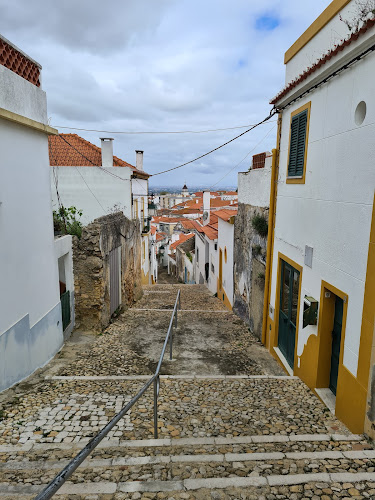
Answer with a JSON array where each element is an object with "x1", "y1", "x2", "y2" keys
[{"x1": 219, "y1": 247, "x2": 223, "y2": 290}]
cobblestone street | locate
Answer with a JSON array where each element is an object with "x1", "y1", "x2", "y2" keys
[{"x1": 0, "y1": 284, "x2": 374, "y2": 499}]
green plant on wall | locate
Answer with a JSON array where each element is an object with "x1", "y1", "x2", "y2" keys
[
  {"x1": 251, "y1": 214, "x2": 268, "y2": 238},
  {"x1": 53, "y1": 206, "x2": 83, "y2": 238},
  {"x1": 186, "y1": 251, "x2": 193, "y2": 263}
]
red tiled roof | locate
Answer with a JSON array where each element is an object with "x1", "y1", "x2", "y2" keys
[
  {"x1": 49, "y1": 134, "x2": 149, "y2": 177},
  {"x1": 270, "y1": 17, "x2": 375, "y2": 105},
  {"x1": 214, "y1": 209, "x2": 238, "y2": 222},
  {"x1": 151, "y1": 226, "x2": 157, "y2": 235},
  {"x1": 180, "y1": 219, "x2": 197, "y2": 230},
  {"x1": 201, "y1": 226, "x2": 218, "y2": 240},
  {"x1": 156, "y1": 232, "x2": 168, "y2": 242},
  {"x1": 152, "y1": 216, "x2": 185, "y2": 224},
  {"x1": 170, "y1": 233, "x2": 195, "y2": 250}
]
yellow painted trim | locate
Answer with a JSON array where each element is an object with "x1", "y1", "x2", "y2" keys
[
  {"x1": 272, "y1": 252, "x2": 303, "y2": 372},
  {"x1": 216, "y1": 277, "x2": 232, "y2": 311},
  {"x1": 141, "y1": 269, "x2": 149, "y2": 285},
  {"x1": 286, "y1": 102, "x2": 311, "y2": 185},
  {"x1": 224, "y1": 246, "x2": 227, "y2": 263},
  {"x1": 0, "y1": 106, "x2": 58, "y2": 135},
  {"x1": 219, "y1": 247, "x2": 223, "y2": 291},
  {"x1": 284, "y1": 0, "x2": 352, "y2": 64},
  {"x1": 262, "y1": 112, "x2": 283, "y2": 346}
]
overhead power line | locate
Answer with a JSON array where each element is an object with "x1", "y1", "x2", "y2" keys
[
  {"x1": 53, "y1": 120, "x2": 277, "y2": 135},
  {"x1": 151, "y1": 108, "x2": 277, "y2": 177},
  {"x1": 55, "y1": 107, "x2": 277, "y2": 182},
  {"x1": 209, "y1": 123, "x2": 276, "y2": 189}
]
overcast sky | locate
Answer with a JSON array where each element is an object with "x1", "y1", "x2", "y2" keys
[{"x1": 0, "y1": 0, "x2": 330, "y2": 188}]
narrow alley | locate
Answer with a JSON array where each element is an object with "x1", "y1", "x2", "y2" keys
[{"x1": 1, "y1": 285, "x2": 374, "y2": 499}]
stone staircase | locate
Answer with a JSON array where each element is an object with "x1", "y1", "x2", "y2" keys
[
  {"x1": 1, "y1": 376, "x2": 375, "y2": 499},
  {"x1": 0, "y1": 430, "x2": 374, "y2": 498},
  {"x1": 1, "y1": 285, "x2": 375, "y2": 498}
]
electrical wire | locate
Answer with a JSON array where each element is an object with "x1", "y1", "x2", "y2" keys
[
  {"x1": 151, "y1": 108, "x2": 277, "y2": 177},
  {"x1": 52, "y1": 121, "x2": 277, "y2": 135},
  {"x1": 73, "y1": 166, "x2": 107, "y2": 212},
  {"x1": 209, "y1": 123, "x2": 276, "y2": 189}
]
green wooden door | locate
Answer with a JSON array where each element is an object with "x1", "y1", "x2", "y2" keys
[
  {"x1": 329, "y1": 296, "x2": 343, "y2": 395},
  {"x1": 278, "y1": 260, "x2": 300, "y2": 368}
]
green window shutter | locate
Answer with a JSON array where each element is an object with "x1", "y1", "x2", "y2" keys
[{"x1": 288, "y1": 109, "x2": 308, "y2": 177}]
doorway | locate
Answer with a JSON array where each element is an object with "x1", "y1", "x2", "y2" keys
[
  {"x1": 328, "y1": 295, "x2": 344, "y2": 395},
  {"x1": 278, "y1": 259, "x2": 300, "y2": 368}
]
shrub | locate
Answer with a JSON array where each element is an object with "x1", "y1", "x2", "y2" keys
[
  {"x1": 251, "y1": 214, "x2": 268, "y2": 238},
  {"x1": 53, "y1": 206, "x2": 83, "y2": 238},
  {"x1": 252, "y1": 244, "x2": 262, "y2": 256}
]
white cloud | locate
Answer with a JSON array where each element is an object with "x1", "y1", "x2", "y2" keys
[{"x1": 0, "y1": 0, "x2": 330, "y2": 187}]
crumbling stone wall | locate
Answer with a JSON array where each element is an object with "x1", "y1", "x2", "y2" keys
[
  {"x1": 233, "y1": 203, "x2": 268, "y2": 339},
  {"x1": 73, "y1": 213, "x2": 142, "y2": 332}
]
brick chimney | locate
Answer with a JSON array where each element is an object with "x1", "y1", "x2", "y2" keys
[
  {"x1": 100, "y1": 138, "x2": 114, "y2": 167},
  {"x1": 135, "y1": 150, "x2": 144, "y2": 171}
]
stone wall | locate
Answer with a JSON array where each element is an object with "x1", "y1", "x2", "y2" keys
[
  {"x1": 73, "y1": 213, "x2": 142, "y2": 332},
  {"x1": 233, "y1": 203, "x2": 268, "y2": 339}
]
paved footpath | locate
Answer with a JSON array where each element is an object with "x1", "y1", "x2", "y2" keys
[{"x1": 0, "y1": 285, "x2": 375, "y2": 499}]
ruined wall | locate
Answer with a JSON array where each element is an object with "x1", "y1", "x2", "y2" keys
[
  {"x1": 73, "y1": 213, "x2": 142, "y2": 332},
  {"x1": 233, "y1": 203, "x2": 268, "y2": 339}
]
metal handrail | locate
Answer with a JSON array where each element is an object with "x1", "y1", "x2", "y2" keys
[{"x1": 34, "y1": 289, "x2": 181, "y2": 500}]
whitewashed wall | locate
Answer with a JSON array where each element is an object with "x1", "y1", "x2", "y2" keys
[
  {"x1": 207, "y1": 238, "x2": 218, "y2": 295},
  {"x1": 285, "y1": 2, "x2": 364, "y2": 82},
  {"x1": 55, "y1": 235, "x2": 74, "y2": 339},
  {"x1": 238, "y1": 155, "x2": 272, "y2": 207},
  {"x1": 270, "y1": 29, "x2": 375, "y2": 377},
  {"x1": 218, "y1": 218, "x2": 235, "y2": 306},
  {"x1": 51, "y1": 166, "x2": 132, "y2": 224},
  {"x1": 0, "y1": 62, "x2": 63, "y2": 391},
  {"x1": 194, "y1": 233, "x2": 207, "y2": 285}
]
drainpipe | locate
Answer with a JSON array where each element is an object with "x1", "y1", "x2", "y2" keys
[{"x1": 261, "y1": 112, "x2": 282, "y2": 346}]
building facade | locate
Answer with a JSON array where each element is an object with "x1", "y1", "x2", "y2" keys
[
  {"x1": 0, "y1": 35, "x2": 63, "y2": 391},
  {"x1": 264, "y1": 0, "x2": 375, "y2": 433}
]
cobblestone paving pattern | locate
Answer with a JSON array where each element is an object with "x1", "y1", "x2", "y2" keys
[
  {"x1": 56, "y1": 284, "x2": 282, "y2": 377},
  {"x1": 0, "y1": 378, "x2": 349, "y2": 446},
  {"x1": 2, "y1": 483, "x2": 375, "y2": 499}
]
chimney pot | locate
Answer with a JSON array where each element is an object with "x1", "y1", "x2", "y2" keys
[{"x1": 100, "y1": 138, "x2": 114, "y2": 168}]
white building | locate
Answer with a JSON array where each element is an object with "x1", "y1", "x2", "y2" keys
[
  {"x1": 0, "y1": 35, "x2": 63, "y2": 391},
  {"x1": 216, "y1": 210, "x2": 237, "y2": 309},
  {"x1": 264, "y1": 0, "x2": 375, "y2": 434},
  {"x1": 49, "y1": 136, "x2": 152, "y2": 284}
]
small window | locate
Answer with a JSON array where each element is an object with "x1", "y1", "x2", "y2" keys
[
  {"x1": 287, "y1": 102, "x2": 310, "y2": 183},
  {"x1": 214, "y1": 243, "x2": 217, "y2": 251}
]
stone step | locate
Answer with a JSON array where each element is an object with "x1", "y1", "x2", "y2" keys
[
  {"x1": 2, "y1": 448, "x2": 375, "y2": 489},
  {"x1": 0, "y1": 432, "x2": 365, "y2": 455},
  {"x1": 2, "y1": 472, "x2": 375, "y2": 499}
]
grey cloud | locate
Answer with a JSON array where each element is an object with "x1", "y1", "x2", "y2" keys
[{"x1": 0, "y1": 0, "x2": 331, "y2": 187}]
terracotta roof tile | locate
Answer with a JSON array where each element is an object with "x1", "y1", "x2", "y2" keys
[
  {"x1": 214, "y1": 209, "x2": 238, "y2": 222},
  {"x1": 49, "y1": 133, "x2": 149, "y2": 177},
  {"x1": 270, "y1": 17, "x2": 375, "y2": 105},
  {"x1": 170, "y1": 233, "x2": 195, "y2": 250}
]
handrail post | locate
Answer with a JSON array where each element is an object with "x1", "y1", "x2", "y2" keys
[
  {"x1": 179, "y1": 291, "x2": 181, "y2": 310},
  {"x1": 153, "y1": 376, "x2": 159, "y2": 439},
  {"x1": 175, "y1": 306, "x2": 178, "y2": 328},
  {"x1": 170, "y1": 323, "x2": 173, "y2": 360}
]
